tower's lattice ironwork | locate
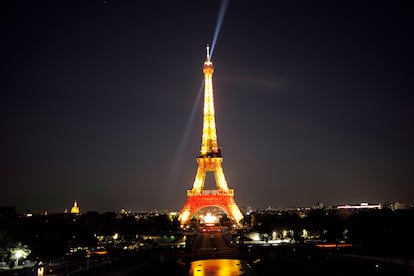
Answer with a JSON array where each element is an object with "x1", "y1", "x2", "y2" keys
[{"x1": 179, "y1": 46, "x2": 243, "y2": 226}]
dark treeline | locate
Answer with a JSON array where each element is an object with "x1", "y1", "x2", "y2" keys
[
  {"x1": 1, "y1": 207, "x2": 413, "y2": 262},
  {"x1": 245, "y1": 208, "x2": 414, "y2": 259},
  {"x1": 0, "y1": 208, "x2": 179, "y2": 262}
]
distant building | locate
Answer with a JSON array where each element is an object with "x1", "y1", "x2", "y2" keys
[
  {"x1": 391, "y1": 202, "x2": 411, "y2": 210},
  {"x1": 336, "y1": 202, "x2": 382, "y2": 210},
  {"x1": 70, "y1": 200, "x2": 80, "y2": 214}
]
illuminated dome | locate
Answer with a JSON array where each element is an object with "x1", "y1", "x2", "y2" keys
[{"x1": 70, "y1": 200, "x2": 80, "y2": 214}]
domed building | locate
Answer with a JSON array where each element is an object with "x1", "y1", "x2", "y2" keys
[{"x1": 70, "y1": 200, "x2": 80, "y2": 214}]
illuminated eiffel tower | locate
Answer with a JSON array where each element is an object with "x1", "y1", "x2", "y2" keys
[{"x1": 179, "y1": 45, "x2": 243, "y2": 227}]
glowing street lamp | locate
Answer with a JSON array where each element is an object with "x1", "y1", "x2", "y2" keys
[
  {"x1": 15, "y1": 250, "x2": 23, "y2": 267},
  {"x1": 10, "y1": 246, "x2": 30, "y2": 269}
]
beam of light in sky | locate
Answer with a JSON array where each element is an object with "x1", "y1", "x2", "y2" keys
[
  {"x1": 210, "y1": 0, "x2": 230, "y2": 59},
  {"x1": 165, "y1": 82, "x2": 203, "y2": 188}
]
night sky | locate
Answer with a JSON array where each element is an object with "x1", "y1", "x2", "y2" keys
[{"x1": 2, "y1": 0, "x2": 413, "y2": 213}]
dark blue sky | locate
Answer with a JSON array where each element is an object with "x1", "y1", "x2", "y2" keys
[{"x1": 2, "y1": 0, "x2": 413, "y2": 213}]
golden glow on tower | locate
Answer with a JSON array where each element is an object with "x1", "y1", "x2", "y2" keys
[
  {"x1": 179, "y1": 46, "x2": 243, "y2": 226},
  {"x1": 201, "y1": 44, "x2": 219, "y2": 157},
  {"x1": 192, "y1": 45, "x2": 230, "y2": 193}
]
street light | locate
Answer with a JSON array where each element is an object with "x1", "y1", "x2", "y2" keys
[{"x1": 15, "y1": 250, "x2": 23, "y2": 268}]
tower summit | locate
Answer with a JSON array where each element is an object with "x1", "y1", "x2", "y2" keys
[
  {"x1": 179, "y1": 45, "x2": 243, "y2": 227},
  {"x1": 200, "y1": 44, "x2": 220, "y2": 158}
]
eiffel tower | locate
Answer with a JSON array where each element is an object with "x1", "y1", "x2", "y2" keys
[{"x1": 179, "y1": 45, "x2": 243, "y2": 227}]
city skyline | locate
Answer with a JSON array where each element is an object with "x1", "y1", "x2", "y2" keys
[
  {"x1": 7, "y1": 199, "x2": 410, "y2": 216},
  {"x1": 2, "y1": 1, "x2": 413, "y2": 213}
]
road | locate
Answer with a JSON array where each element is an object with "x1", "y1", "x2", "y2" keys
[{"x1": 187, "y1": 231, "x2": 241, "y2": 259}]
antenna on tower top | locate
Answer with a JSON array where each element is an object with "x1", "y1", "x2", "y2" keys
[{"x1": 206, "y1": 44, "x2": 211, "y2": 62}]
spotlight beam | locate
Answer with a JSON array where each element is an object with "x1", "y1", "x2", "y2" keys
[{"x1": 210, "y1": 0, "x2": 230, "y2": 59}]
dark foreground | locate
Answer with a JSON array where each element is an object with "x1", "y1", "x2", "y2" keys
[
  {"x1": 83, "y1": 246, "x2": 414, "y2": 276},
  {"x1": 2, "y1": 245, "x2": 413, "y2": 276}
]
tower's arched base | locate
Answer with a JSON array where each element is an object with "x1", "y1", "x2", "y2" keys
[{"x1": 179, "y1": 189, "x2": 243, "y2": 227}]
